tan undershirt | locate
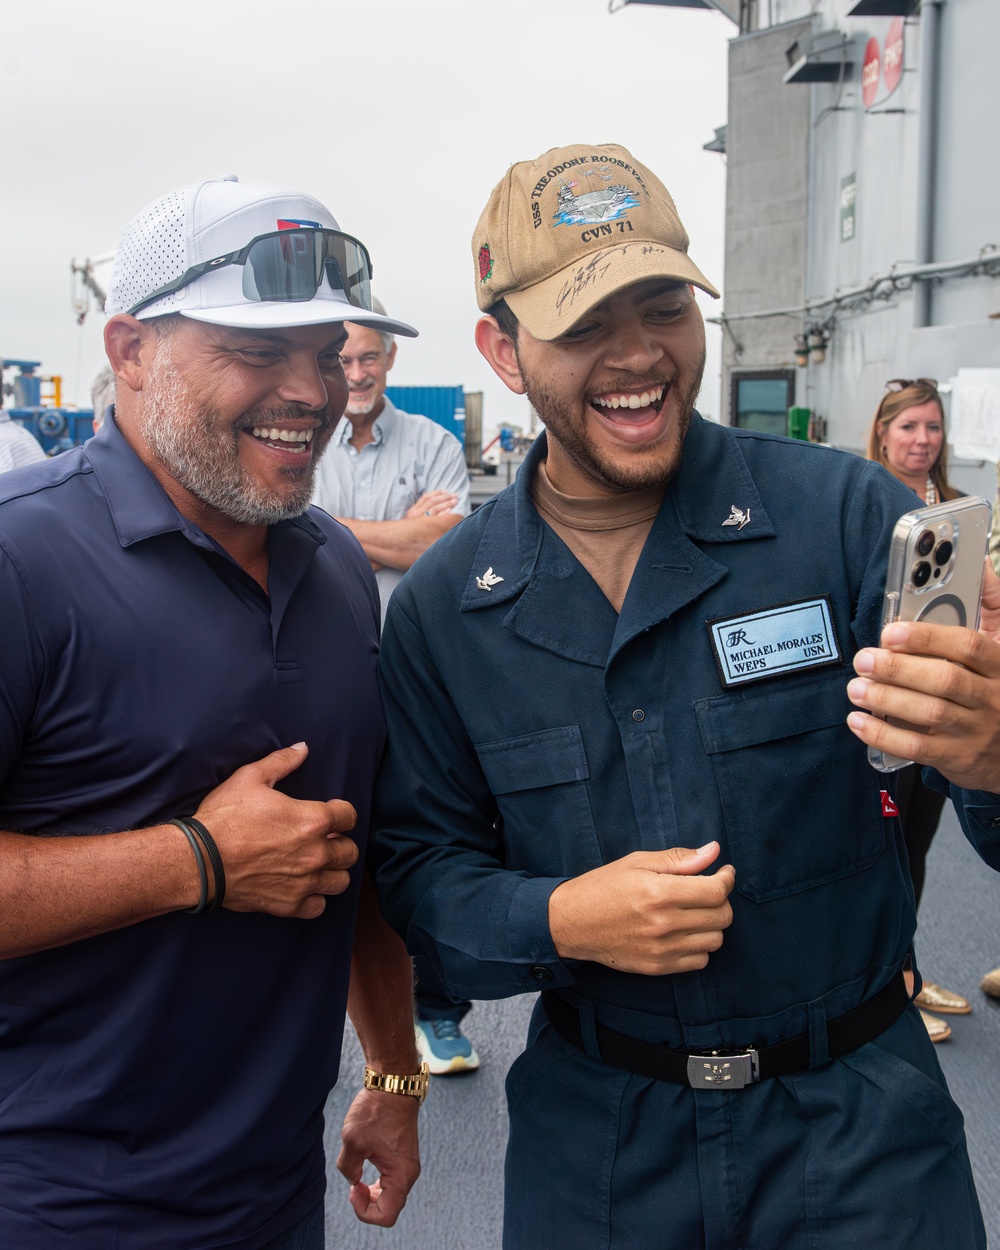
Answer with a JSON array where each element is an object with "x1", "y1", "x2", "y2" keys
[{"x1": 531, "y1": 462, "x2": 664, "y2": 613}]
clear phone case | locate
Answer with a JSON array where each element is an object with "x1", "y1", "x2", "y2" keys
[{"x1": 868, "y1": 496, "x2": 992, "y2": 773}]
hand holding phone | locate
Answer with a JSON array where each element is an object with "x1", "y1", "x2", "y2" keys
[{"x1": 868, "y1": 496, "x2": 992, "y2": 772}]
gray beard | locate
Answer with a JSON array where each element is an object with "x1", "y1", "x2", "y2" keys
[
  {"x1": 141, "y1": 349, "x2": 323, "y2": 526},
  {"x1": 346, "y1": 391, "x2": 378, "y2": 416}
]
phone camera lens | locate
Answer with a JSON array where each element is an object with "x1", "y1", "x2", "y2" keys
[
  {"x1": 933, "y1": 540, "x2": 953, "y2": 566},
  {"x1": 912, "y1": 561, "x2": 932, "y2": 587},
  {"x1": 916, "y1": 530, "x2": 935, "y2": 557}
]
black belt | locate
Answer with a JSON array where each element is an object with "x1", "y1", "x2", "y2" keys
[{"x1": 541, "y1": 976, "x2": 909, "y2": 1090}]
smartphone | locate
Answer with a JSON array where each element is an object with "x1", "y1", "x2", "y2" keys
[{"x1": 868, "y1": 495, "x2": 992, "y2": 773}]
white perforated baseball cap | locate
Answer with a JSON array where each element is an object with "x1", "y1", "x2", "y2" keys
[{"x1": 106, "y1": 176, "x2": 418, "y2": 336}]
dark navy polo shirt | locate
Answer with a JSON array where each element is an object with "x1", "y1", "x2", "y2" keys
[{"x1": 0, "y1": 417, "x2": 385, "y2": 1248}]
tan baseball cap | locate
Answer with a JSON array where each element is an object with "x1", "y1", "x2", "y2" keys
[{"x1": 473, "y1": 142, "x2": 719, "y2": 341}]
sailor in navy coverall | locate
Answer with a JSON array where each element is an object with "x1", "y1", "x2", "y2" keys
[{"x1": 371, "y1": 143, "x2": 1000, "y2": 1248}]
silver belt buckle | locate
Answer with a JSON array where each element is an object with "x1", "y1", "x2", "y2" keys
[{"x1": 686, "y1": 1048, "x2": 760, "y2": 1090}]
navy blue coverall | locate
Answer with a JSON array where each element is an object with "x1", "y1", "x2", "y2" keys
[{"x1": 372, "y1": 416, "x2": 1000, "y2": 1249}]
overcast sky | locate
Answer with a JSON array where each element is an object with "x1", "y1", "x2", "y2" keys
[{"x1": 1, "y1": 0, "x2": 733, "y2": 431}]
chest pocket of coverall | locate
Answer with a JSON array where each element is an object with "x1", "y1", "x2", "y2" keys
[
  {"x1": 694, "y1": 666, "x2": 886, "y2": 903},
  {"x1": 475, "y1": 725, "x2": 603, "y2": 877}
]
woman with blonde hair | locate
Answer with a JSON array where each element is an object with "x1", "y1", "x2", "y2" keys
[
  {"x1": 867, "y1": 377, "x2": 960, "y2": 504},
  {"x1": 866, "y1": 377, "x2": 970, "y2": 1041}
]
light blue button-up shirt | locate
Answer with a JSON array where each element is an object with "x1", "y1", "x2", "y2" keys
[{"x1": 312, "y1": 398, "x2": 470, "y2": 617}]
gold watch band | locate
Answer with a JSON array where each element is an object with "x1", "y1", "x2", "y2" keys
[{"x1": 363, "y1": 1061, "x2": 430, "y2": 1105}]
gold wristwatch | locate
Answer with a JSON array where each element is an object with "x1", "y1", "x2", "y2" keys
[{"x1": 363, "y1": 1061, "x2": 430, "y2": 1105}]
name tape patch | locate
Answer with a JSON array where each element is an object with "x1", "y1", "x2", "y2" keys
[{"x1": 708, "y1": 596, "x2": 841, "y2": 688}]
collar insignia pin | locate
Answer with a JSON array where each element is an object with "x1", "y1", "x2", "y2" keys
[
  {"x1": 722, "y1": 505, "x2": 751, "y2": 530},
  {"x1": 476, "y1": 566, "x2": 504, "y2": 592}
]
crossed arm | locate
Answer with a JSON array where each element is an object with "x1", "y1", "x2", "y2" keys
[{"x1": 337, "y1": 491, "x2": 464, "y2": 573}]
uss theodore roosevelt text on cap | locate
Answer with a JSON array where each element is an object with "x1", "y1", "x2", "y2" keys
[{"x1": 472, "y1": 142, "x2": 719, "y2": 341}]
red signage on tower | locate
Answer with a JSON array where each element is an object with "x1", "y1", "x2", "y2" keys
[
  {"x1": 883, "y1": 18, "x2": 904, "y2": 94},
  {"x1": 862, "y1": 36, "x2": 881, "y2": 108}
]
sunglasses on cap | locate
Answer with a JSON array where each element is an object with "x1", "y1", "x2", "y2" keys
[
  {"x1": 126, "y1": 228, "x2": 373, "y2": 317},
  {"x1": 884, "y1": 377, "x2": 938, "y2": 393}
]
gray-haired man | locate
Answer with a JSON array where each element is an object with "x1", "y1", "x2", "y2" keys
[{"x1": 311, "y1": 298, "x2": 470, "y2": 626}]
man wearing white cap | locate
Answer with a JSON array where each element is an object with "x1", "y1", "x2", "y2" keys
[
  {"x1": 370, "y1": 144, "x2": 1000, "y2": 1246},
  {"x1": 0, "y1": 177, "x2": 425, "y2": 1248}
]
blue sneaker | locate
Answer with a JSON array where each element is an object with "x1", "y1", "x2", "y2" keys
[{"x1": 415, "y1": 1017, "x2": 480, "y2": 1074}]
